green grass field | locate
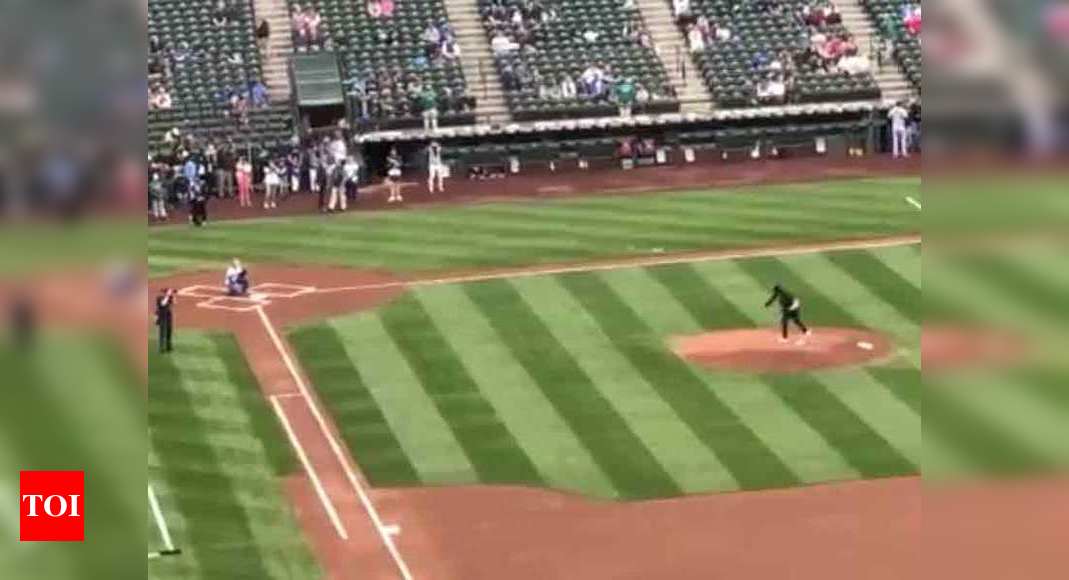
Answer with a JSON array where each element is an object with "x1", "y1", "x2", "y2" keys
[
  {"x1": 291, "y1": 244, "x2": 923, "y2": 498},
  {"x1": 148, "y1": 177, "x2": 920, "y2": 276},
  {"x1": 148, "y1": 333, "x2": 320, "y2": 580},
  {"x1": 146, "y1": 174, "x2": 1069, "y2": 576}
]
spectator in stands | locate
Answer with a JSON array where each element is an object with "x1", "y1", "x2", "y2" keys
[
  {"x1": 673, "y1": 0, "x2": 691, "y2": 20},
  {"x1": 419, "y1": 85, "x2": 439, "y2": 131},
  {"x1": 635, "y1": 82, "x2": 651, "y2": 104},
  {"x1": 560, "y1": 74, "x2": 577, "y2": 99},
  {"x1": 755, "y1": 76, "x2": 787, "y2": 105},
  {"x1": 714, "y1": 20, "x2": 733, "y2": 42},
  {"x1": 904, "y1": 6, "x2": 921, "y2": 36},
  {"x1": 836, "y1": 53, "x2": 870, "y2": 76},
  {"x1": 580, "y1": 64, "x2": 607, "y2": 99},
  {"x1": 256, "y1": 19, "x2": 271, "y2": 52},
  {"x1": 442, "y1": 38, "x2": 462, "y2": 60},
  {"x1": 687, "y1": 24, "x2": 706, "y2": 53},
  {"x1": 291, "y1": 5, "x2": 308, "y2": 48},
  {"x1": 149, "y1": 84, "x2": 172, "y2": 110},
  {"x1": 305, "y1": 7, "x2": 323, "y2": 47},
  {"x1": 423, "y1": 23, "x2": 442, "y2": 59},
  {"x1": 614, "y1": 77, "x2": 636, "y2": 118},
  {"x1": 212, "y1": 0, "x2": 237, "y2": 27},
  {"x1": 250, "y1": 81, "x2": 270, "y2": 108},
  {"x1": 491, "y1": 30, "x2": 518, "y2": 54}
]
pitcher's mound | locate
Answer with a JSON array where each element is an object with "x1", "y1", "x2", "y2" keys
[{"x1": 672, "y1": 327, "x2": 894, "y2": 373}]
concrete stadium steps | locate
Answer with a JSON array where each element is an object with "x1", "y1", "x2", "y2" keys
[
  {"x1": 835, "y1": 0, "x2": 916, "y2": 105},
  {"x1": 253, "y1": 0, "x2": 294, "y2": 102},
  {"x1": 634, "y1": 0, "x2": 716, "y2": 113},
  {"x1": 442, "y1": 0, "x2": 512, "y2": 125}
]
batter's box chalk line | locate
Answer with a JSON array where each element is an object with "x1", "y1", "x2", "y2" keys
[
  {"x1": 197, "y1": 296, "x2": 273, "y2": 312},
  {"x1": 248, "y1": 282, "x2": 318, "y2": 298}
]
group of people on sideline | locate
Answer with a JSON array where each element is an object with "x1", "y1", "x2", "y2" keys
[{"x1": 148, "y1": 126, "x2": 456, "y2": 223}]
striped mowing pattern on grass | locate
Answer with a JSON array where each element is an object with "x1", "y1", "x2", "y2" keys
[
  {"x1": 148, "y1": 178, "x2": 920, "y2": 277},
  {"x1": 148, "y1": 333, "x2": 321, "y2": 580},
  {"x1": 292, "y1": 245, "x2": 929, "y2": 499}
]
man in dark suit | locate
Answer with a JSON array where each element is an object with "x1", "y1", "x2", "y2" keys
[{"x1": 155, "y1": 288, "x2": 176, "y2": 353}]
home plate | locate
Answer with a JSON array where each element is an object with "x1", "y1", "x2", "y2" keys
[
  {"x1": 857, "y1": 341, "x2": 875, "y2": 351},
  {"x1": 250, "y1": 292, "x2": 267, "y2": 301}
]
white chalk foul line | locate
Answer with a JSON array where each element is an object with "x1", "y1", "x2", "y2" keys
[
  {"x1": 269, "y1": 395, "x2": 349, "y2": 540},
  {"x1": 315, "y1": 236, "x2": 922, "y2": 295},
  {"x1": 147, "y1": 484, "x2": 176, "y2": 553},
  {"x1": 255, "y1": 305, "x2": 414, "y2": 580},
  {"x1": 906, "y1": 196, "x2": 922, "y2": 211}
]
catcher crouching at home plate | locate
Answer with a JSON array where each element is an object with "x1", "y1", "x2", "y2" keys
[{"x1": 225, "y1": 259, "x2": 250, "y2": 296}]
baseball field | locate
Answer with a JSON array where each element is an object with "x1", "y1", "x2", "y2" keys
[{"x1": 144, "y1": 172, "x2": 1069, "y2": 579}]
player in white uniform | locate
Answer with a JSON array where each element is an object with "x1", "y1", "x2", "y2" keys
[
  {"x1": 887, "y1": 102, "x2": 910, "y2": 159},
  {"x1": 385, "y1": 146, "x2": 404, "y2": 203},
  {"x1": 427, "y1": 141, "x2": 446, "y2": 194}
]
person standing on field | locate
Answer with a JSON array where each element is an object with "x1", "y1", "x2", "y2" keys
[
  {"x1": 155, "y1": 288, "x2": 175, "y2": 353},
  {"x1": 888, "y1": 101, "x2": 910, "y2": 159},
  {"x1": 427, "y1": 141, "x2": 446, "y2": 194},
  {"x1": 263, "y1": 158, "x2": 281, "y2": 209},
  {"x1": 764, "y1": 284, "x2": 811, "y2": 343},
  {"x1": 235, "y1": 157, "x2": 253, "y2": 207},
  {"x1": 327, "y1": 161, "x2": 348, "y2": 212},
  {"x1": 149, "y1": 172, "x2": 168, "y2": 221},
  {"x1": 385, "y1": 146, "x2": 404, "y2": 203}
]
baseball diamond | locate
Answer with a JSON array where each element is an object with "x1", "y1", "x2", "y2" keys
[
  {"x1": 136, "y1": 0, "x2": 1069, "y2": 575},
  {"x1": 145, "y1": 157, "x2": 1069, "y2": 580}
]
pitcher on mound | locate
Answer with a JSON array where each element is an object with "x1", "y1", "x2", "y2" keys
[{"x1": 765, "y1": 284, "x2": 811, "y2": 343}]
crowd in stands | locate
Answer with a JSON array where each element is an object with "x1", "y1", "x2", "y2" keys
[
  {"x1": 344, "y1": 69, "x2": 476, "y2": 130},
  {"x1": 864, "y1": 0, "x2": 920, "y2": 87},
  {"x1": 292, "y1": 4, "x2": 326, "y2": 50},
  {"x1": 673, "y1": 0, "x2": 880, "y2": 106},
  {"x1": 481, "y1": 0, "x2": 678, "y2": 118},
  {"x1": 284, "y1": 0, "x2": 473, "y2": 129}
]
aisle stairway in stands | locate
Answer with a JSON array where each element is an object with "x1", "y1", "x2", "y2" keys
[
  {"x1": 253, "y1": 0, "x2": 294, "y2": 102},
  {"x1": 634, "y1": 0, "x2": 716, "y2": 113},
  {"x1": 442, "y1": 0, "x2": 511, "y2": 124},
  {"x1": 837, "y1": 0, "x2": 914, "y2": 104}
]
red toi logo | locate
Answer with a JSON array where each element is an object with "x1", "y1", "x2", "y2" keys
[{"x1": 19, "y1": 471, "x2": 84, "y2": 542}]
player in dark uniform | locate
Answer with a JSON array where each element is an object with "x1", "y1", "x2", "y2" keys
[
  {"x1": 155, "y1": 288, "x2": 176, "y2": 353},
  {"x1": 764, "y1": 284, "x2": 811, "y2": 342}
]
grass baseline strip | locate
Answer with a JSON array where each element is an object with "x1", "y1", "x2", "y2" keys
[
  {"x1": 377, "y1": 294, "x2": 545, "y2": 485},
  {"x1": 464, "y1": 279, "x2": 682, "y2": 499}
]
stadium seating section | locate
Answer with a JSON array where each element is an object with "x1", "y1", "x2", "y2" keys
[
  {"x1": 478, "y1": 0, "x2": 681, "y2": 120},
  {"x1": 677, "y1": 0, "x2": 881, "y2": 107},
  {"x1": 290, "y1": 0, "x2": 475, "y2": 129},
  {"x1": 861, "y1": 0, "x2": 920, "y2": 89},
  {"x1": 148, "y1": 0, "x2": 293, "y2": 152}
]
